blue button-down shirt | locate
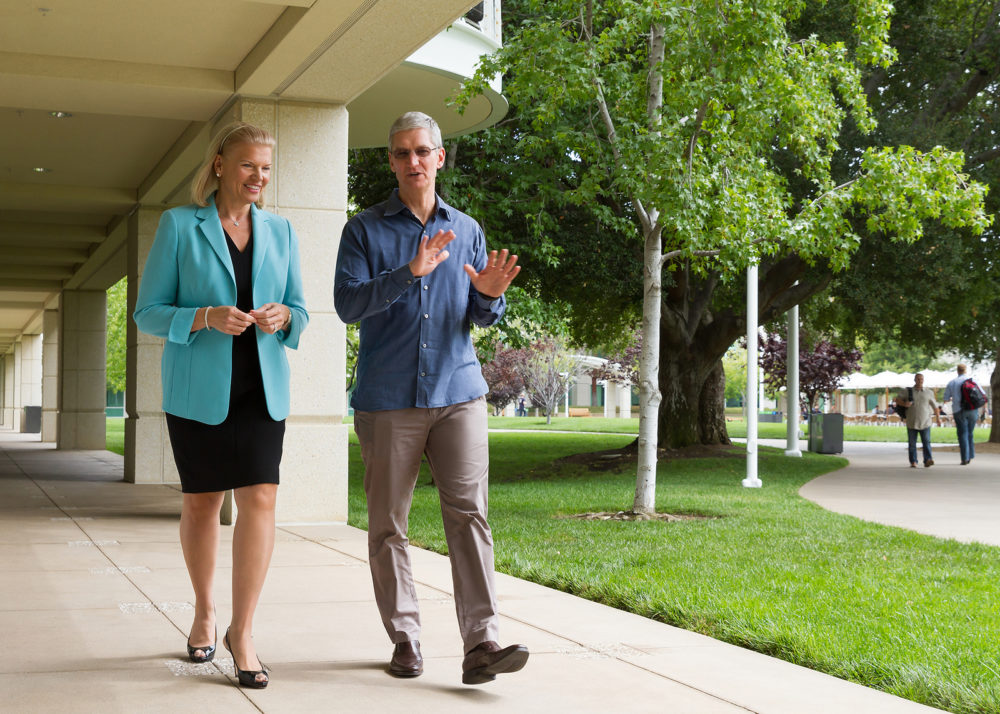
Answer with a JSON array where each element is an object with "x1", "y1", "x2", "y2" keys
[
  {"x1": 943, "y1": 375, "x2": 970, "y2": 413},
  {"x1": 334, "y1": 190, "x2": 505, "y2": 411}
]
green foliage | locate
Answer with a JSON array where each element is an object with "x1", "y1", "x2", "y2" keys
[
  {"x1": 722, "y1": 345, "x2": 747, "y2": 401},
  {"x1": 803, "y1": 0, "x2": 1000, "y2": 362},
  {"x1": 858, "y1": 338, "x2": 951, "y2": 374},
  {"x1": 105, "y1": 278, "x2": 127, "y2": 393},
  {"x1": 345, "y1": 322, "x2": 359, "y2": 391},
  {"x1": 459, "y1": 0, "x2": 988, "y2": 288}
]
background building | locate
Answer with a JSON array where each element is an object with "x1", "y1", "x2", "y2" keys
[{"x1": 0, "y1": 0, "x2": 505, "y2": 523}]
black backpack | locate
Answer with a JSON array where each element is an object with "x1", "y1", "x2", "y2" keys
[
  {"x1": 895, "y1": 387, "x2": 912, "y2": 419},
  {"x1": 960, "y1": 378, "x2": 987, "y2": 410}
]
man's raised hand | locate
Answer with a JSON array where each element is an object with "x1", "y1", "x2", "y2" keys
[
  {"x1": 409, "y1": 229, "x2": 455, "y2": 277},
  {"x1": 464, "y1": 249, "x2": 521, "y2": 299}
]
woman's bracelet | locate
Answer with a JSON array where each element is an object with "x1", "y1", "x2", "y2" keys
[{"x1": 204, "y1": 307, "x2": 212, "y2": 331}]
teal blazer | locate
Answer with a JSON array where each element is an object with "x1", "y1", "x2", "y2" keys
[{"x1": 133, "y1": 196, "x2": 308, "y2": 425}]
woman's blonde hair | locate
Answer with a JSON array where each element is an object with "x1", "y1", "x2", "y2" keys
[{"x1": 190, "y1": 121, "x2": 276, "y2": 207}]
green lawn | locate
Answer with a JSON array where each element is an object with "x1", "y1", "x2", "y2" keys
[
  {"x1": 485, "y1": 415, "x2": 991, "y2": 444},
  {"x1": 347, "y1": 430, "x2": 1000, "y2": 714},
  {"x1": 107, "y1": 417, "x2": 124, "y2": 455}
]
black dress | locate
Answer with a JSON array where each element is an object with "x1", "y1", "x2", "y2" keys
[{"x1": 165, "y1": 229, "x2": 285, "y2": 494}]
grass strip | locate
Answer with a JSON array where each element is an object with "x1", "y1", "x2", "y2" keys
[
  {"x1": 486, "y1": 415, "x2": 992, "y2": 444},
  {"x1": 107, "y1": 417, "x2": 124, "y2": 455}
]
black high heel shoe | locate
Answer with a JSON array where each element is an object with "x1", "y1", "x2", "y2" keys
[
  {"x1": 224, "y1": 627, "x2": 269, "y2": 689},
  {"x1": 186, "y1": 628, "x2": 217, "y2": 664}
]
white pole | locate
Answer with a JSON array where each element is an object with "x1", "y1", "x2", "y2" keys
[
  {"x1": 785, "y1": 302, "x2": 802, "y2": 457},
  {"x1": 744, "y1": 263, "x2": 762, "y2": 488},
  {"x1": 562, "y1": 372, "x2": 569, "y2": 417}
]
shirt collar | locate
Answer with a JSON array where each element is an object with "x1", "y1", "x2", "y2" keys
[{"x1": 384, "y1": 188, "x2": 454, "y2": 221}]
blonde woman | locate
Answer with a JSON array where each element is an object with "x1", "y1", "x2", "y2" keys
[{"x1": 134, "y1": 121, "x2": 308, "y2": 688}]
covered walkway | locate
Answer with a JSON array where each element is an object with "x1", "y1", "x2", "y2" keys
[{"x1": 0, "y1": 431, "x2": 943, "y2": 713}]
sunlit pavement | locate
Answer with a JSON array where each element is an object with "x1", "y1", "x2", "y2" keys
[{"x1": 0, "y1": 430, "x2": 944, "y2": 713}]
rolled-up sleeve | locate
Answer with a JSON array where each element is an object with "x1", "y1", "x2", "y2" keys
[
  {"x1": 466, "y1": 223, "x2": 505, "y2": 327},
  {"x1": 334, "y1": 221, "x2": 417, "y2": 324}
]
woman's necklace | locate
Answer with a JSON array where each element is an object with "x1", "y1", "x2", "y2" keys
[{"x1": 219, "y1": 213, "x2": 246, "y2": 228}]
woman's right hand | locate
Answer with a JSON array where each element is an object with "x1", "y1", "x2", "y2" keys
[{"x1": 205, "y1": 306, "x2": 257, "y2": 335}]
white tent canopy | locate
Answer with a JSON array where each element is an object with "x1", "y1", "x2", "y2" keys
[{"x1": 839, "y1": 365, "x2": 995, "y2": 391}]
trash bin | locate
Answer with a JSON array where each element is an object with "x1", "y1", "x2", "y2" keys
[
  {"x1": 22, "y1": 405, "x2": 41, "y2": 434},
  {"x1": 808, "y1": 412, "x2": 843, "y2": 454}
]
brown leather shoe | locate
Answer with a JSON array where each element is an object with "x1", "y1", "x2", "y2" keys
[
  {"x1": 925, "y1": 460, "x2": 934, "y2": 467},
  {"x1": 389, "y1": 641, "x2": 423, "y2": 677},
  {"x1": 462, "y1": 640, "x2": 529, "y2": 685}
]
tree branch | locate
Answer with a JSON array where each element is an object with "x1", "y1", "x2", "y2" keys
[
  {"x1": 969, "y1": 146, "x2": 1000, "y2": 168},
  {"x1": 912, "y1": 1, "x2": 1000, "y2": 128}
]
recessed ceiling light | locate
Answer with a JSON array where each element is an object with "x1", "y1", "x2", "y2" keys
[
  {"x1": 48, "y1": 111, "x2": 72, "y2": 118},
  {"x1": 33, "y1": 167, "x2": 52, "y2": 173}
]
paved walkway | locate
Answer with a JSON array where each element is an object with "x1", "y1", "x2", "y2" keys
[
  {"x1": 0, "y1": 430, "x2": 952, "y2": 713},
  {"x1": 794, "y1": 438, "x2": 1000, "y2": 546}
]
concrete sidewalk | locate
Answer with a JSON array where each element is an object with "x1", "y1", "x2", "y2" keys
[
  {"x1": 797, "y1": 439, "x2": 1000, "y2": 547},
  {"x1": 0, "y1": 431, "x2": 944, "y2": 713}
]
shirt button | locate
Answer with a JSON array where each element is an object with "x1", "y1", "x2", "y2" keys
[
  {"x1": 422, "y1": 343, "x2": 427, "y2": 348},
  {"x1": 385, "y1": 299, "x2": 390, "y2": 303},
  {"x1": 423, "y1": 285, "x2": 428, "y2": 290},
  {"x1": 407, "y1": 279, "x2": 412, "y2": 284},
  {"x1": 423, "y1": 314, "x2": 429, "y2": 319},
  {"x1": 420, "y1": 371, "x2": 426, "y2": 376}
]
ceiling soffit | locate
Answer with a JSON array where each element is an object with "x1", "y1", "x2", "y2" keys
[{"x1": 0, "y1": 0, "x2": 493, "y2": 347}]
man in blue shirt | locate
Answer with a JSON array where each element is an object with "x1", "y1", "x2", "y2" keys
[
  {"x1": 334, "y1": 112, "x2": 526, "y2": 685},
  {"x1": 942, "y1": 363, "x2": 977, "y2": 465}
]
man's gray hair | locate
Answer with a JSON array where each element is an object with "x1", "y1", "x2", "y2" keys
[{"x1": 388, "y1": 111, "x2": 443, "y2": 150}]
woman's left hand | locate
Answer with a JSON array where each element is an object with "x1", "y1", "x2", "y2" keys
[{"x1": 250, "y1": 303, "x2": 291, "y2": 335}]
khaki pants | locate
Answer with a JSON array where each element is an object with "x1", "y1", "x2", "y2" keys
[{"x1": 354, "y1": 397, "x2": 498, "y2": 652}]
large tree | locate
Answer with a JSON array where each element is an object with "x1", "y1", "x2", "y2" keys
[
  {"x1": 805, "y1": 0, "x2": 1000, "y2": 442},
  {"x1": 456, "y1": 0, "x2": 988, "y2": 510},
  {"x1": 348, "y1": 1, "x2": 995, "y2": 472}
]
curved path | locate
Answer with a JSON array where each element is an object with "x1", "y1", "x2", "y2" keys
[{"x1": 795, "y1": 439, "x2": 1000, "y2": 546}]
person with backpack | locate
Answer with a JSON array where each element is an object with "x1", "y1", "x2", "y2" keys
[
  {"x1": 896, "y1": 373, "x2": 941, "y2": 468},
  {"x1": 943, "y1": 364, "x2": 988, "y2": 465}
]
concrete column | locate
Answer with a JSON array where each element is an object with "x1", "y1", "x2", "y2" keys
[
  {"x1": 1, "y1": 355, "x2": 12, "y2": 427},
  {"x1": 221, "y1": 97, "x2": 349, "y2": 523},
  {"x1": 58, "y1": 290, "x2": 107, "y2": 450},
  {"x1": 11, "y1": 341, "x2": 23, "y2": 432},
  {"x1": 42, "y1": 309, "x2": 60, "y2": 442},
  {"x1": 618, "y1": 384, "x2": 632, "y2": 418},
  {"x1": 125, "y1": 206, "x2": 177, "y2": 484},
  {"x1": 19, "y1": 334, "x2": 42, "y2": 433}
]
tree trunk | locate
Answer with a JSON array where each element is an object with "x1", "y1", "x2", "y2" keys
[
  {"x1": 633, "y1": 223, "x2": 663, "y2": 514},
  {"x1": 654, "y1": 247, "x2": 831, "y2": 449},
  {"x1": 630, "y1": 21, "x2": 665, "y2": 516},
  {"x1": 990, "y1": 350, "x2": 999, "y2": 444},
  {"x1": 698, "y1": 359, "x2": 731, "y2": 445},
  {"x1": 657, "y1": 348, "x2": 719, "y2": 449}
]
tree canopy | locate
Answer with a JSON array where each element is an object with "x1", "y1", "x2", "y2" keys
[{"x1": 456, "y1": 0, "x2": 989, "y2": 473}]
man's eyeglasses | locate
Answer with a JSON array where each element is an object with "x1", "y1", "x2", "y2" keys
[{"x1": 391, "y1": 146, "x2": 440, "y2": 160}]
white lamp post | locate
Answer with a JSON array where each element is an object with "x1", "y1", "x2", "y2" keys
[
  {"x1": 785, "y1": 302, "x2": 802, "y2": 457},
  {"x1": 744, "y1": 262, "x2": 762, "y2": 488}
]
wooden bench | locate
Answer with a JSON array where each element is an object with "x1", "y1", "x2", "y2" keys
[{"x1": 568, "y1": 407, "x2": 591, "y2": 417}]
